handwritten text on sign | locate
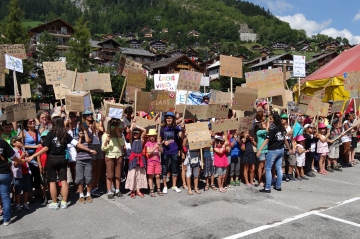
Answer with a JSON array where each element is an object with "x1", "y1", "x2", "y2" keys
[
  {"x1": 154, "y1": 74, "x2": 178, "y2": 91},
  {"x1": 5, "y1": 54, "x2": 23, "y2": 73},
  {"x1": 43, "y1": 62, "x2": 67, "y2": 85},
  {"x1": 331, "y1": 100, "x2": 344, "y2": 113},
  {"x1": 186, "y1": 122, "x2": 212, "y2": 150},
  {"x1": 344, "y1": 71, "x2": 360, "y2": 92},
  {"x1": 245, "y1": 68, "x2": 284, "y2": 98},
  {"x1": 293, "y1": 55, "x2": 306, "y2": 77},
  {"x1": 178, "y1": 70, "x2": 202, "y2": 91},
  {"x1": 220, "y1": 55, "x2": 242, "y2": 78},
  {"x1": 209, "y1": 90, "x2": 231, "y2": 105},
  {"x1": 0, "y1": 44, "x2": 27, "y2": 59},
  {"x1": 6, "y1": 102, "x2": 36, "y2": 122},
  {"x1": 149, "y1": 90, "x2": 176, "y2": 112},
  {"x1": 127, "y1": 68, "x2": 146, "y2": 88}
]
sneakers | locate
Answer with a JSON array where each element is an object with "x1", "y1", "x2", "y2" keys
[
  {"x1": 85, "y1": 196, "x2": 93, "y2": 203},
  {"x1": 3, "y1": 221, "x2": 10, "y2": 226},
  {"x1": 60, "y1": 201, "x2": 68, "y2": 209},
  {"x1": 259, "y1": 188, "x2": 271, "y2": 193},
  {"x1": 230, "y1": 181, "x2": 236, "y2": 186},
  {"x1": 78, "y1": 197, "x2": 86, "y2": 204},
  {"x1": 235, "y1": 180, "x2": 241, "y2": 186},
  {"x1": 23, "y1": 203, "x2": 30, "y2": 210},
  {"x1": 41, "y1": 196, "x2": 48, "y2": 206},
  {"x1": 163, "y1": 187, "x2": 168, "y2": 194},
  {"x1": 91, "y1": 188, "x2": 100, "y2": 197},
  {"x1": 115, "y1": 192, "x2": 125, "y2": 199},
  {"x1": 48, "y1": 202, "x2": 59, "y2": 210},
  {"x1": 15, "y1": 204, "x2": 22, "y2": 212},
  {"x1": 108, "y1": 194, "x2": 115, "y2": 200},
  {"x1": 288, "y1": 175, "x2": 296, "y2": 182},
  {"x1": 172, "y1": 186, "x2": 181, "y2": 193},
  {"x1": 301, "y1": 176, "x2": 309, "y2": 180},
  {"x1": 273, "y1": 187, "x2": 282, "y2": 191}
]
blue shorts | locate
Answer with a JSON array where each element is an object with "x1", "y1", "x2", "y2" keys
[
  {"x1": 258, "y1": 153, "x2": 266, "y2": 161},
  {"x1": 14, "y1": 174, "x2": 32, "y2": 194}
]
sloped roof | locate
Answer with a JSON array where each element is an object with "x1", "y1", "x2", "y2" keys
[
  {"x1": 29, "y1": 18, "x2": 74, "y2": 32},
  {"x1": 97, "y1": 38, "x2": 120, "y2": 46},
  {"x1": 249, "y1": 54, "x2": 289, "y2": 68},
  {"x1": 306, "y1": 51, "x2": 338, "y2": 65},
  {"x1": 206, "y1": 61, "x2": 220, "y2": 69},
  {"x1": 119, "y1": 47, "x2": 155, "y2": 57},
  {"x1": 146, "y1": 54, "x2": 202, "y2": 71}
]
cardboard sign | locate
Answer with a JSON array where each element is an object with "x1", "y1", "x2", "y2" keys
[
  {"x1": 62, "y1": 70, "x2": 76, "y2": 90},
  {"x1": 186, "y1": 122, "x2": 212, "y2": 150},
  {"x1": 134, "y1": 116, "x2": 157, "y2": 129},
  {"x1": 154, "y1": 74, "x2": 179, "y2": 91},
  {"x1": 307, "y1": 96, "x2": 329, "y2": 117},
  {"x1": 74, "y1": 71, "x2": 100, "y2": 91},
  {"x1": 344, "y1": 71, "x2": 360, "y2": 92},
  {"x1": 220, "y1": 55, "x2": 242, "y2": 78},
  {"x1": 0, "y1": 44, "x2": 27, "y2": 59},
  {"x1": 319, "y1": 102, "x2": 330, "y2": 117},
  {"x1": 6, "y1": 102, "x2": 36, "y2": 122},
  {"x1": 272, "y1": 90, "x2": 294, "y2": 108},
  {"x1": 127, "y1": 68, "x2": 146, "y2": 88},
  {"x1": 208, "y1": 104, "x2": 228, "y2": 118},
  {"x1": 331, "y1": 100, "x2": 344, "y2": 113},
  {"x1": 183, "y1": 105, "x2": 208, "y2": 120},
  {"x1": 65, "y1": 91, "x2": 91, "y2": 112},
  {"x1": 200, "y1": 76, "x2": 210, "y2": 87},
  {"x1": 232, "y1": 87, "x2": 258, "y2": 111},
  {"x1": 125, "y1": 86, "x2": 141, "y2": 102},
  {"x1": 43, "y1": 61, "x2": 67, "y2": 85},
  {"x1": 209, "y1": 90, "x2": 231, "y2": 105},
  {"x1": 238, "y1": 117, "x2": 253, "y2": 131},
  {"x1": 0, "y1": 74, "x2": 4, "y2": 87},
  {"x1": 0, "y1": 96, "x2": 16, "y2": 108},
  {"x1": 39, "y1": 103, "x2": 50, "y2": 110},
  {"x1": 313, "y1": 90, "x2": 325, "y2": 99},
  {"x1": 178, "y1": 70, "x2": 202, "y2": 91},
  {"x1": 135, "y1": 91, "x2": 151, "y2": 112},
  {"x1": 211, "y1": 119, "x2": 239, "y2": 133},
  {"x1": 53, "y1": 84, "x2": 71, "y2": 100},
  {"x1": 92, "y1": 73, "x2": 112, "y2": 92},
  {"x1": 149, "y1": 90, "x2": 176, "y2": 112},
  {"x1": 20, "y1": 84, "x2": 31, "y2": 99},
  {"x1": 103, "y1": 101, "x2": 125, "y2": 119},
  {"x1": 299, "y1": 94, "x2": 312, "y2": 105},
  {"x1": 293, "y1": 55, "x2": 306, "y2": 77},
  {"x1": 5, "y1": 54, "x2": 23, "y2": 73},
  {"x1": 297, "y1": 104, "x2": 308, "y2": 115},
  {"x1": 118, "y1": 57, "x2": 142, "y2": 77}
]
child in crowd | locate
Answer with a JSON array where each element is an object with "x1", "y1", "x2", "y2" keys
[
  {"x1": 36, "y1": 131, "x2": 49, "y2": 206},
  {"x1": 203, "y1": 129, "x2": 216, "y2": 191},
  {"x1": 328, "y1": 118, "x2": 343, "y2": 171},
  {"x1": 11, "y1": 136, "x2": 31, "y2": 211},
  {"x1": 145, "y1": 129, "x2": 163, "y2": 197},
  {"x1": 295, "y1": 135, "x2": 308, "y2": 180},
  {"x1": 303, "y1": 124, "x2": 317, "y2": 177},
  {"x1": 241, "y1": 131, "x2": 257, "y2": 187},
  {"x1": 255, "y1": 120, "x2": 268, "y2": 187},
  {"x1": 317, "y1": 123, "x2": 330, "y2": 174},
  {"x1": 213, "y1": 134, "x2": 229, "y2": 193},
  {"x1": 125, "y1": 125, "x2": 147, "y2": 199},
  {"x1": 229, "y1": 130, "x2": 241, "y2": 186},
  {"x1": 183, "y1": 131, "x2": 201, "y2": 195}
]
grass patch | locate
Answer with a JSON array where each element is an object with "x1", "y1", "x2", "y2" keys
[{"x1": 22, "y1": 21, "x2": 44, "y2": 28}]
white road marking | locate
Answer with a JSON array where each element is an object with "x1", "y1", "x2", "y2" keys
[
  {"x1": 314, "y1": 212, "x2": 360, "y2": 228},
  {"x1": 223, "y1": 197, "x2": 360, "y2": 239},
  {"x1": 100, "y1": 194, "x2": 136, "y2": 215},
  {"x1": 316, "y1": 177, "x2": 359, "y2": 186},
  {"x1": 267, "y1": 199, "x2": 305, "y2": 212}
]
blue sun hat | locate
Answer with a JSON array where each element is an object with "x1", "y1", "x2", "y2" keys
[
  {"x1": 164, "y1": 112, "x2": 175, "y2": 118},
  {"x1": 82, "y1": 109, "x2": 93, "y2": 115}
]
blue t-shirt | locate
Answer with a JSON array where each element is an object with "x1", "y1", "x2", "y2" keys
[
  {"x1": 230, "y1": 137, "x2": 241, "y2": 157},
  {"x1": 256, "y1": 129, "x2": 268, "y2": 154},
  {"x1": 160, "y1": 126, "x2": 181, "y2": 155},
  {"x1": 292, "y1": 121, "x2": 303, "y2": 138}
]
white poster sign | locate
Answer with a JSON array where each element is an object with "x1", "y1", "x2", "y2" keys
[
  {"x1": 154, "y1": 74, "x2": 179, "y2": 91},
  {"x1": 293, "y1": 55, "x2": 306, "y2": 77},
  {"x1": 200, "y1": 76, "x2": 210, "y2": 86},
  {"x1": 5, "y1": 54, "x2": 23, "y2": 73}
]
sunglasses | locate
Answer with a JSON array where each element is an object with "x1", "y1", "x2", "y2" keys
[
  {"x1": 28, "y1": 121, "x2": 35, "y2": 124},
  {"x1": 70, "y1": 115, "x2": 76, "y2": 118},
  {"x1": 83, "y1": 114, "x2": 92, "y2": 117}
]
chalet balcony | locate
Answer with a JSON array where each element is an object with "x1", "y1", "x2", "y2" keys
[
  {"x1": 176, "y1": 64, "x2": 189, "y2": 69},
  {"x1": 48, "y1": 30, "x2": 72, "y2": 38},
  {"x1": 101, "y1": 47, "x2": 119, "y2": 52}
]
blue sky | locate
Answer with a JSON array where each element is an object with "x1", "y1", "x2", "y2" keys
[{"x1": 245, "y1": 0, "x2": 360, "y2": 44}]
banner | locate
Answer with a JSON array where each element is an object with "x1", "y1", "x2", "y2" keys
[
  {"x1": 149, "y1": 90, "x2": 176, "y2": 112},
  {"x1": 5, "y1": 54, "x2": 23, "y2": 73},
  {"x1": 0, "y1": 44, "x2": 27, "y2": 59},
  {"x1": 219, "y1": 55, "x2": 242, "y2": 78},
  {"x1": 6, "y1": 102, "x2": 36, "y2": 122},
  {"x1": 176, "y1": 90, "x2": 210, "y2": 105},
  {"x1": 154, "y1": 74, "x2": 178, "y2": 91},
  {"x1": 209, "y1": 90, "x2": 231, "y2": 105},
  {"x1": 128, "y1": 68, "x2": 146, "y2": 88},
  {"x1": 43, "y1": 61, "x2": 67, "y2": 85},
  {"x1": 178, "y1": 70, "x2": 202, "y2": 91},
  {"x1": 293, "y1": 55, "x2": 306, "y2": 77}
]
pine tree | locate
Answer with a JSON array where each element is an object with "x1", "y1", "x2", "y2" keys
[{"x1": 66, "y1": 14, "x2": 92, "y2": 72}]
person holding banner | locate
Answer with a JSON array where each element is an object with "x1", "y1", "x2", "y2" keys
[
  {"x1": 160, "y1": 112, "x2": 183, "y2": 194},
  {"x1": 183, "y1": 132, "x2": 201, "y2": 195},
  {"x1": 26, "y1": 117, "x2": 97, "y2": 210}
]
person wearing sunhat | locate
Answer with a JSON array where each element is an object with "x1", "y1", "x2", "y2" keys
[{"x1": 159, "y1": 112, "x2": 183, "y2": 193}]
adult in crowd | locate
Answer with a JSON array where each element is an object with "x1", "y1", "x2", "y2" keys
[
  {"x1": 292, "y1": 113, "x2": 305, "y2": 138},
  {"x1": 1, "y1": 121, "x2": 18, "y2": 144},
  {"x1": 27, "y1": 116, "x2": 96, "y2": 210}
]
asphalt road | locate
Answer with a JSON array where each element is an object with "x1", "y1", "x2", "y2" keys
[{"x1": 2, "y1": 159, "x2": 360, "y2": 239}]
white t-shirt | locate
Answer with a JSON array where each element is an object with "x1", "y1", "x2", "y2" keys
[{"x1": 341, "y1": 120, "x2": 352, "y2": 143}]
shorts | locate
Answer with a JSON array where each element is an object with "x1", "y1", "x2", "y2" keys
[
  {"x1": 147, "y1": 161, "x2": 161, "y2": 175},
  {"x1": 105, "y1": 157, "x2": 122, "y2": 179},
  {"x1": 45, "y1": 155, "x2": 68, "y2": 183},
  {"x1": 296, "y1": 157, "x2": 305, "y2": 167},
  {"x1": 92, "y1": 144, "x2": 104, "y2": 160},
  {"x1": 282, "y1": 154, "x2": 296, "y2": 167},
  {"x1": 351, "y1": 137, "x2": 358, "y2": 149},
  {"x1": 328, "y1": 145, "x2": 339, "y2": 159},
  {"x1": 75, "y1": 159, "x2": 92, "y2": 185},
  {"x1": 162, "y1": 154, "x2": 179, "y2": 177},
  {"x1": 258, "y1": 153, "x2": 266, "y2": 161},
  {"x1": 186, "y1": 164, "x2": 199, "y2": 178},
  {"x1": 216, "y1": 167, "x2": 227, "y2": 176},
  {"x1": 14, "y1": 174, "x2": 32, "y2": 194}
]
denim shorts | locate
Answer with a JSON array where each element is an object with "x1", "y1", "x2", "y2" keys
[
  {"x1": 258, "y1": 153, "x2": 266, "y2": 161},
  {"x1": 14, "y1": 174, "x2": 32, "y2": 194}
]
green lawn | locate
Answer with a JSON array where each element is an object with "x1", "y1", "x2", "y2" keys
[{"x1": 21, "y1": 21, "x2": 44, "y2": 28}]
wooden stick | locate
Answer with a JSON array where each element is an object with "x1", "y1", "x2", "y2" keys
[
  {"x1": 330, "y1": 113, "x2": 335, "y2": 125},
  {"x1": 119, "y1": 76, "x2": 127, "y2": 103},
  {"x1": 58, "y1": 85, "x2": 63, "y2": 106},
  {"x1": 354, "y1": 98, "x2": 358, "y2": 120},
  {"x1": 71, "y1": 68, "x2": 77, "y2": 91},
  {"x1": 182, "y1": 90, "x2": 189, "y2": 119},
  {"x1": 200, "y1": 148, "x2": 204, "y2": 169}
]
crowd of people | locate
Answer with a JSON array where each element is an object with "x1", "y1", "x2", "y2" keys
[{"x1": 0, "y1": 95, "x2": 358, "y2": 226}]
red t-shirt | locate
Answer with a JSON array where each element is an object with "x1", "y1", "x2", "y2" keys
[
  {"x1": 36, "y1": 146, "x2": 48, "y2": 168},
  {"x1": 18, "y1": 150, "x2": 29, "y2": 175}
]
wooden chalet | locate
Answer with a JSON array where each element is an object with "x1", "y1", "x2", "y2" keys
[
  {"x1": 96, "y1": 39, "x2": 121, "y2": 61},
  {"x1": 296, "y1": 40, "x2": 310, "y2": 46},
  {"x1": 270, "y1": 41, "x2": 289, "y2": 49},
  {"x1": 286, "y1": 45, "x2": 296, "y2": 51},
  {"x1": 339, "y1": 44, "x2": 354, "y2": 51},
  {"x1": 249, "y1": 53, "x2": 293, "y2": 72},
  {"x1": 150, "y1": 40, "x2": 167, "y2": 51},
  {"x1": 187, "y1": 48, "x2": 199, "y2": 60},
  {"x1": 145, "y1": 54, "x2": 203, "y2": 74},
  {"x1": 234, "y1": 53, "x2": 248, "y2": 62},
  {"x1": 119, "y1": 47, "x2": 155, "y2": 64},
  {"x1": 251, "y1": 44, "x2": 261, "y2": 50},
  {"x1": 127, "y1": 39, "x2": 142, "y2": 49},
  {"x1": 306, "y1": 51, "x2": 338, "y2": 68},
  {"x1": 199, "y1": 56, "x2": 220, "y2": 73},
  {"x1": 154, "y1": 53, "x2": 169, "y2": 62},
  {"x1": 126, "y1": 33, "x2": 136, "y2": 39},
  {"x1": 300, "y1": 45, "x2": 313, "y2": 52},
  {"x1": 101, "y1": 34, "x2": 115, "y2": 39},
  {"x1": 166, "y1": 49, "x2": 186, "y2": 58},
  {"x1": 318, "y1": 41, "x2": 340, "y2": 51},
  {"x1": 208, "y1": 49, "x2": 219, "y2": 56},
  {"x1": 243, "y1": 56, "x2": 268, "y2": 68}
]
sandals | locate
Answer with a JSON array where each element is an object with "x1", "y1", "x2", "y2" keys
[
  {"x1": 218, "y1": 188, "x2": 227, "y2": 193},
  {"x1": 150, "y1": 189, "x2": 156, "y2": 197},
  {"x1": 182, "y1": 185, "x2": 189, "y2": 190},
  {"x1": 210, "y1": 185, "x2": 217, "y2": 190},
  {"x1": 157, "y1": 189, "x2": 164, "y2": 196},
  {"x1": 188, "y1": 190, "x2": 194, "y2": 195},
  {"x1": 137, "y1": 191, "x2": 145, "y2": 198},
  {"x1": 194, "y1": 189, "x2": 201, "y2": 194},
  {"x1": 204, "y1": 185, "x2": 209, "y2": 191},
  {"x1": 130, "y1": 192, "x2": 136, "y2": 199}
]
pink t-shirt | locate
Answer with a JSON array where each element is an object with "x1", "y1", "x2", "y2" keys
[
  {"x1": 214, "y1": 146, "x2": 229, "y2": 167},
  {"x1": 145, "y1": 141, "x2": 160, "y2": 163}
]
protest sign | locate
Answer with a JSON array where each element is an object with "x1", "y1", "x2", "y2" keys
[
  {"x1": 313, "y1": 90, "x2": 325, "y2": 99},
  {"x1": 272, "y1": 90, "x2": 294, "y2": 108},
  {"x1": 6, "y1": 102, "x2": 36, "y2": 122},
  {"x1": 125, "y1": 86, "x2": 141, "y2": 102},
  {"x1": 154, "y1": 74, "x2": 178, "y2": 91},
  {"x1": 53, "y1": 84, "x2": 71, "y2": 100},
  {"x1": 39, "y1": 103, "x2": 50, "y2": 110},
  {"x1": 62, "y1": 70, "x2": 76, "y2": 89},
  {"x1": 43, "y1": 61, "x2": 67, "y2": 85},
  {"x1": 5, "y1": 54, "x2": 23, "y2": 73},
  {"x1": 104, "y1": 101, "x2": 125, "y2": 119},
  {"x1": 331, "y1": 100, "x2": 344, "y2": 113},
  {"x1": 178, "y1": 70, "x2": 202, "y2": 91},
  {"x1": 232, "y1": 87, "x2": 257, "y2": 111},
  {"x1": 149, "y1": 90, "x2": 176, "y2": 112},
  {"x1": 127, "y1": 68, "x2": 146, "y2": 88},
  {"x1": 293, "y1": 55, "x2": 306, "y2": 77},
  {"x1": 208, "y1": 105, "x2": 228, "y2": 118},
  {"x1": 20, "y1": 84, "x2": 31, "y2": 99},
  {"x1": 118, "y1": 57, "x2": 142, "y2": 77},
  {"x1": 0, "y1": 95, "x2": 16, "y2": 108},
  {"x1": 74, "y1": 71, "x2": 100, "y2": 91},
  {"x1": 238, "y1": 117, "x2": 253, "y2": 131},
  {"x1": 343, "y1": 71, "x2": 360, "y2": 92},
  {"x1": 0, "y1": 44, "x2": 27, "y2": 59},
  {"x1": 135, "y1": 91, "x2": 151, "y2": 112},
  {"x1": 182, "y1": 105, "x2": 208, "y2": 120},
  {"x1": 211, "y1": 119, "x2": 239, "y2": 133},
  {"x1": 91, "y1": 73, "x2": 112, "y2": 92},
  {"x1": 209, "y1": 90, "x2": 231, "y2": 105},
  {"x1": 297, "y1": 104, "x2": 308, "y2": 115},
  {"x1": 186, "y1": 122, "x2": 212, "y2": 150},
  {"x1": 200, "y1": 76, "x2": 210, "y2": 87},
  {"x1": 219, "y1": 55, "x2": 242, "y2": 78},
  {"x1": 0, "y1": 74, "x2": 4, "y2": 87},
  {"x1": 307, "y1": 96, "x2": 328, "y2": 117},
  {"x1": 134, "y1": 116, "x2": 157, "y2": 130},
  {"x1": 299, "y1": 94, "x2": 312, "y2": 105},
  {"x1": 65, "y1": 91, "x2": 91, "y2": 112},
  {"x1": 176, "y1": 90, "x2": 209, "y2": 105}
]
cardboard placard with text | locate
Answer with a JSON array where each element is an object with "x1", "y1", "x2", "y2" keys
[
  {"x1": 43, "y1": 61, "x2": 67, "y2": 85},
  {"x1": 125, "y1": 86, "x2": 141, "y2": 102},
  {"x1": 183, "y1": 105, "x2": 208, "y2": 120},
  {"x1": 149, "y1": 90, "x2": 176, "y2": 112},
  {"x1": 134, "y1": 116, "x2": 157, "y2": 130},
  {"x1": 232, "y1": 87, "x2": 258, "y2": 111},
  {"x1": 297, "y1": 104, "x2": 309, "y2": 115},
  {"x1": 0, "y1": 44, "x2": 27, "y2": 59},
  {"x1": 186, "y1": 122, "x2": 212, "y2": 150},
  {"x1": 272, "y1": 90, "x2": 294, "y2": 108},
  {"x1": 318, "y1": 102, "x2": 330, "y2": 117},
  {"x1": 5, "y1": 54, "x2": 23, "y2": 73},
  {"x1": 331, "y1": 100, "x2": 344, "y2": 113},
  {"x1": 344, "y1": 71, "x2": 360, "y2": 92},
  {"x1": 104, "y1": 101, "x2": 126, "y2": 119},
  {"x1": 207, "y1": 104, "x2": 229, "y2": 119},
  {"x1": 135, "y1": 91, "x2": 151, "y2": 112},
  {"x1": 209, "y1": 90, "x2": 231, "y2": 105},
  {"x1": 74, "y1": 71, "x2": 100, "y2": 91},
  {"x1": 299, "y1": 94, "x2": 313, "y2": 105},
  {"x1": 238, "y1": 117, "x2": 253, "y2": 131},
  {"x1": 95, "y1": 73, "x2": 112, "y2": 92},
  {"x1": 62, "y1": 70, "x2": 76, "y2": 90},
  {"x1": 6, "y1": 102, "x2": 36, "y2": 122},
  {"x1": 20, "y1": 84, "x2": 31, "y2": 99},
  {"x1": 178, "y1": 70, "x2": 202, "y2": 91},
  {"x1": 53, "y1": 84, "x2": 72, "y2": 100},
  {"x1": 0, "y1": 73, "x2": 4, "y2": 87},
  {"x1": 0, "y1": 96, "x2": 16, "y2": 108},
  {"x1": 118, "y1": 57, "x2": 143, "y2": 77},
  {"x1": 127, "y1": 68, "x2": 146, "y2": 88},
  {"x1": 211, "y1": 119, "x2": 239, "y2": 133},
  {"x1": 219, "y1": 55, "x2": 242, "y2": 78},
  {"x1": 313, "y1": 90, "x2": 325, "y2": 100},
  {"x1": 306, "y1": 96, "x2": 328, "y2": 117},
  {"x1": 65, "y1": 91, "x2": 91, "y2": 112}
]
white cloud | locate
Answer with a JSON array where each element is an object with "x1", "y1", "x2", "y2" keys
[
  {"x1": 277, "y1": 13, "x2": 332, "y2": 36},
  {"x1": 320, "y1": 28, "x2": 360, "y2": 44},
  {"x1": 263, "y1": 0, "x2": 293, "y2": 14},
  {"x1": 354, "y1": 11, "x2": 360, "y2": 21}
]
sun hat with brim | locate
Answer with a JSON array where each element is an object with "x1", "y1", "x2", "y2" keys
[
  {"x1": 295, "y1": 135, "x2": 306, "y2": 141},
  {"x1": 318, "y1": 123, "x2": 327, "y2": 129},
  {"x1": 280, "y1": 114, "x2": 288, "y2": 119},
  {"x1": 214, "y1": 135, "x2": 224, "y2": 141},
  {"x1": 303, "y1": 117, "x2": 312, "y2": 124},
  {"x1": 82, "y1": 109, "x2": 93, "y2": 115},
  {"x1": 41, "y1": 130, "x2": 49, "y2": 137},
  {"x1": 304, "y1": 124, "x2": 312, "y2": 129},
  {"x1": 164, "y1": 112, "x2": 175, "y2": 118},
  {"x1": 132, "y1": 128, "x2": 141, "y2": 134},
  {"x1": 10, "y1": 136, "x2": 22, "y2": 143},
  {"x1": 147, "y1": 129, "x2": 157, "y2": 136}
]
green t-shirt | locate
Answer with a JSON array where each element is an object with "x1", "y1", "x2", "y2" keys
[
  {"x1": 1, "y1": 129, "x2": 18, "y2": 145},
  {"x1": 256, "y1": 129, "x2": 268, "y2": 154}
]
